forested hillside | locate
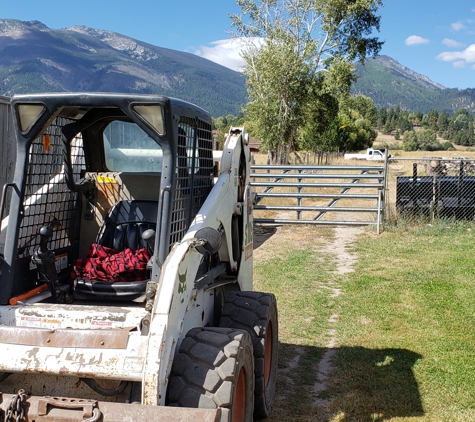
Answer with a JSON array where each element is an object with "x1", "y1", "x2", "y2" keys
[
  {"x1": 353, "y1": 56, "x2": 475, "y2": 113},
  {"x1": 376, "y1": 106, "x2": 475, "y2": 151},
  {"x1": 0, "y1": 19, "x2": 247, "y2": 116}
]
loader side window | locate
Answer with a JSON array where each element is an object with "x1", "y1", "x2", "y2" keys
[{"x1": 103, "y1": 121, "x2": 163, "y2": 173}]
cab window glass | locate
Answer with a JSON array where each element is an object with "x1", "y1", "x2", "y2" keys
[{"x1": 103, "y1": 121, "x2": 162, "y2": 172}]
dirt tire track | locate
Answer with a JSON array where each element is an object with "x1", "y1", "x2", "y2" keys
[{"x1": 313, "y1": 226, "x2": 363, "y2": 420}]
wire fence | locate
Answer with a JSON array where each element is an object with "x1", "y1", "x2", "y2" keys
[{"x1": 386, "y1": 156, "x2": 475, "y2": 222}]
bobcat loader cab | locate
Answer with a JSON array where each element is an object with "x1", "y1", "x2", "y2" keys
[{"x1": 0, "y1": 93, "x2": 278, "y2": 421}]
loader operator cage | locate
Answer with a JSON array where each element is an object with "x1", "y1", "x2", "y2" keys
[{"x1": 0, "y1": 94, "x2": 214, "y2": 303}]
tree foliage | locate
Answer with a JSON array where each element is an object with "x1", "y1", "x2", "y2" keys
[
  {"x1": 230, "y1": 0, "x2": 383, "y2": 162},
  {"x1": 377, "y1": 106, "x2": 474, "y2": 149},
  {"x1": 212, "y1": 113, "x2": 247, "y2": 148},
  {"x1": 335, "y1": 100, "x2": 377, "y2": 151},
  {"x1": 402, "y1": 130, "x2": 419, "y2": 151},
  {"x1": 300, "y1": 94, "x2": 377, "y2": 152}
]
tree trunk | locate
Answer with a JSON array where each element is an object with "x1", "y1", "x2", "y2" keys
[
  {"x1": 293, "y1": 151, "x2": 304, "y2": 165},
  {"x1": 267, "y1": 149, "x2": 274, "y2": 165},
  {"x1": 276, "y1": 142, "x2": 284, "y2": 165}
]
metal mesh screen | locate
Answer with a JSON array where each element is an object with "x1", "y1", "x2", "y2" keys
[
  {"x1": 391, "y1": 158, "x2": 475, "y2": 220},
  {"x1": 193, "y1": 118, "x2": 214, "y2": 215},
  {"x1": 169, "y1": 117, "x2": 213, "y2": 246},
  {"x1": 18, "y1": 118, "x2": 85, "y2": 257}
]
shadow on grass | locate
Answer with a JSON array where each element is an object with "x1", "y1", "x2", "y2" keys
[
  {"x1": 253, "y1": 225, "x2": 278, "y2": 249},
  {"x1": 269, "y1": 343, "x2": 423, "y2": 422}
]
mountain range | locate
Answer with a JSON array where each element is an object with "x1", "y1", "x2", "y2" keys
[
  {"x1": 0, "y1": 19, "x2": 474, "y2": 116},
  {"x1": 352, "y1": 55, "x2": 475, "y2": 113},
  {"x1": 0, "y1": 19, "x2": 246, "y2": 116}
]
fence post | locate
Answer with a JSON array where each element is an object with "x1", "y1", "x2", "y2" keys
[
  {"x1": 412, "y1": 163, "x2": 418, "y2": 213},
  {"x1": 377, "y1": 189, "x2": 382, "y2": 235},
  {"x1": 297, "y1": 168, "x2": 302, "y2": 220},
  {"x1": 458, "y1": 160, "x2": 464, "y2": 209}
]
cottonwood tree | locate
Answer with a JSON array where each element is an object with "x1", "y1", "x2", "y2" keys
[
  {"x1": 300, "y1": 93, "x2": 378, "y2": 152},
  {"x1": 230, "y1": 0, "x2": 384, "y2": 163}
]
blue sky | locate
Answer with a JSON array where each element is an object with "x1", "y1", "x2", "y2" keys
[{"x1": 2, "y1": 1, "x2": 475, "y2": 90}]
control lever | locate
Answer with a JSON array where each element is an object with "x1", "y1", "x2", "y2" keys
[
  {"x1": 142, "y1": 229, "x2": 156, "y2": 254},
  {"x1": 31, "y1": 226, "x2": 59, "y2": 302},
  {"x1": 142, "y1": 229, "x2": 156, "y2": 271}
]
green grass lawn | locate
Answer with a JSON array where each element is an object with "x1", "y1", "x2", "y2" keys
[{"x1": 254, "y1": 221, "x2": 475, "y2": 421}]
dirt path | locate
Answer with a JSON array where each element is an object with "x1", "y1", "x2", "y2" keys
[
  {"x1": 313, "y1": 226, "x2": 363, "y2": 420},
  {"x1": 254, "y1": 224, "x2": 365, "y2": 421}
]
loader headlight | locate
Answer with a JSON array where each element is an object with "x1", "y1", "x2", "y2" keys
[
  {"x1": 17, "y1": 104, "x2": 46, "y2": 133},
  {"x1": 132, "y1": 105, "x2": 165, "y2": 136}
]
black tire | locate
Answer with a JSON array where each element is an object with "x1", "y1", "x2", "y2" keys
[
  {"x1": 220, "y1": 291, "x2": 278, "y2": 419},
  {"x1": 167, "y1": 327, "x2": 254, "y2": 422}
]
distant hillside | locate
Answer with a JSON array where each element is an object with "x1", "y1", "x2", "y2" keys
[
  {"x1": 352, "y1": 55, "x2": 475, "y2": 113},
  {"x1": 0, "y1": 19, "x2": 247, "y2": 116}
]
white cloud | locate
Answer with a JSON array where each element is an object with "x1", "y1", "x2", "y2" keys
[
  {"x1": 453, "y1": 60, "x2": 466, "y2": 68},
  {"x1": 437, "y1": 44, "x2": 475, "y2": 65},
  {"x1": 194, "y1": 38, "x2": 264, "y2": 72},
  {"x1": 451, "y1": 21, "x2": 467, "y2": 31},
  {"x1": 443, "y1": 38, "x2": 465, "y2": 48},
  {"x1": 405, "y1": 35, "x2": 430, "y2": 46},
  {"x1": 194, "y1": 39, "x2": 245, "y2": 72}
]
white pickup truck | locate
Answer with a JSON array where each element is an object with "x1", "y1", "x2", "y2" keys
[{"x1": 344, "y1": 148, "x2": 390, "y2": 161}]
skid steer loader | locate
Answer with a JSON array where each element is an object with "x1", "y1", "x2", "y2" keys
[{"x1": 0, "y1": 93, "x2": 278, "y2": 421}]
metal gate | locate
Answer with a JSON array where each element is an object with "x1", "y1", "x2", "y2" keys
[{"x1": 251, "y1": 162, "x2": 387, "y2": 234}]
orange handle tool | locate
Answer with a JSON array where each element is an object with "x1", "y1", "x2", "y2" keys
[{"x1": 9, "y1": 284, "x2": 49, "y2": 305}]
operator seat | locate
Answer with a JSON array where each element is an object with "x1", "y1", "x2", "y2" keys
[{"x1": 73, "y1": 200, "x2": 157, "y2": 301}]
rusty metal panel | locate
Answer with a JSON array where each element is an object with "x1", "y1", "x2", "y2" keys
[
  {"x1": 0, "y1": 303, "x2": 147, "y2": 330},
  {"x1": 0, "y1": 325, "x2": 132, "y2": 348},
  {"x1": 0, "y1": 393, "x2": 221, "y2": 422},
  {"x1": 0, "y1": 304, "x2": 152, "y2": 381},
  {"x1": 0, "y1": 373, "x2": 130, "y2": 402},
  {"x1": 0, "y1": 334, "x2": 149, "y2": 381}
]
